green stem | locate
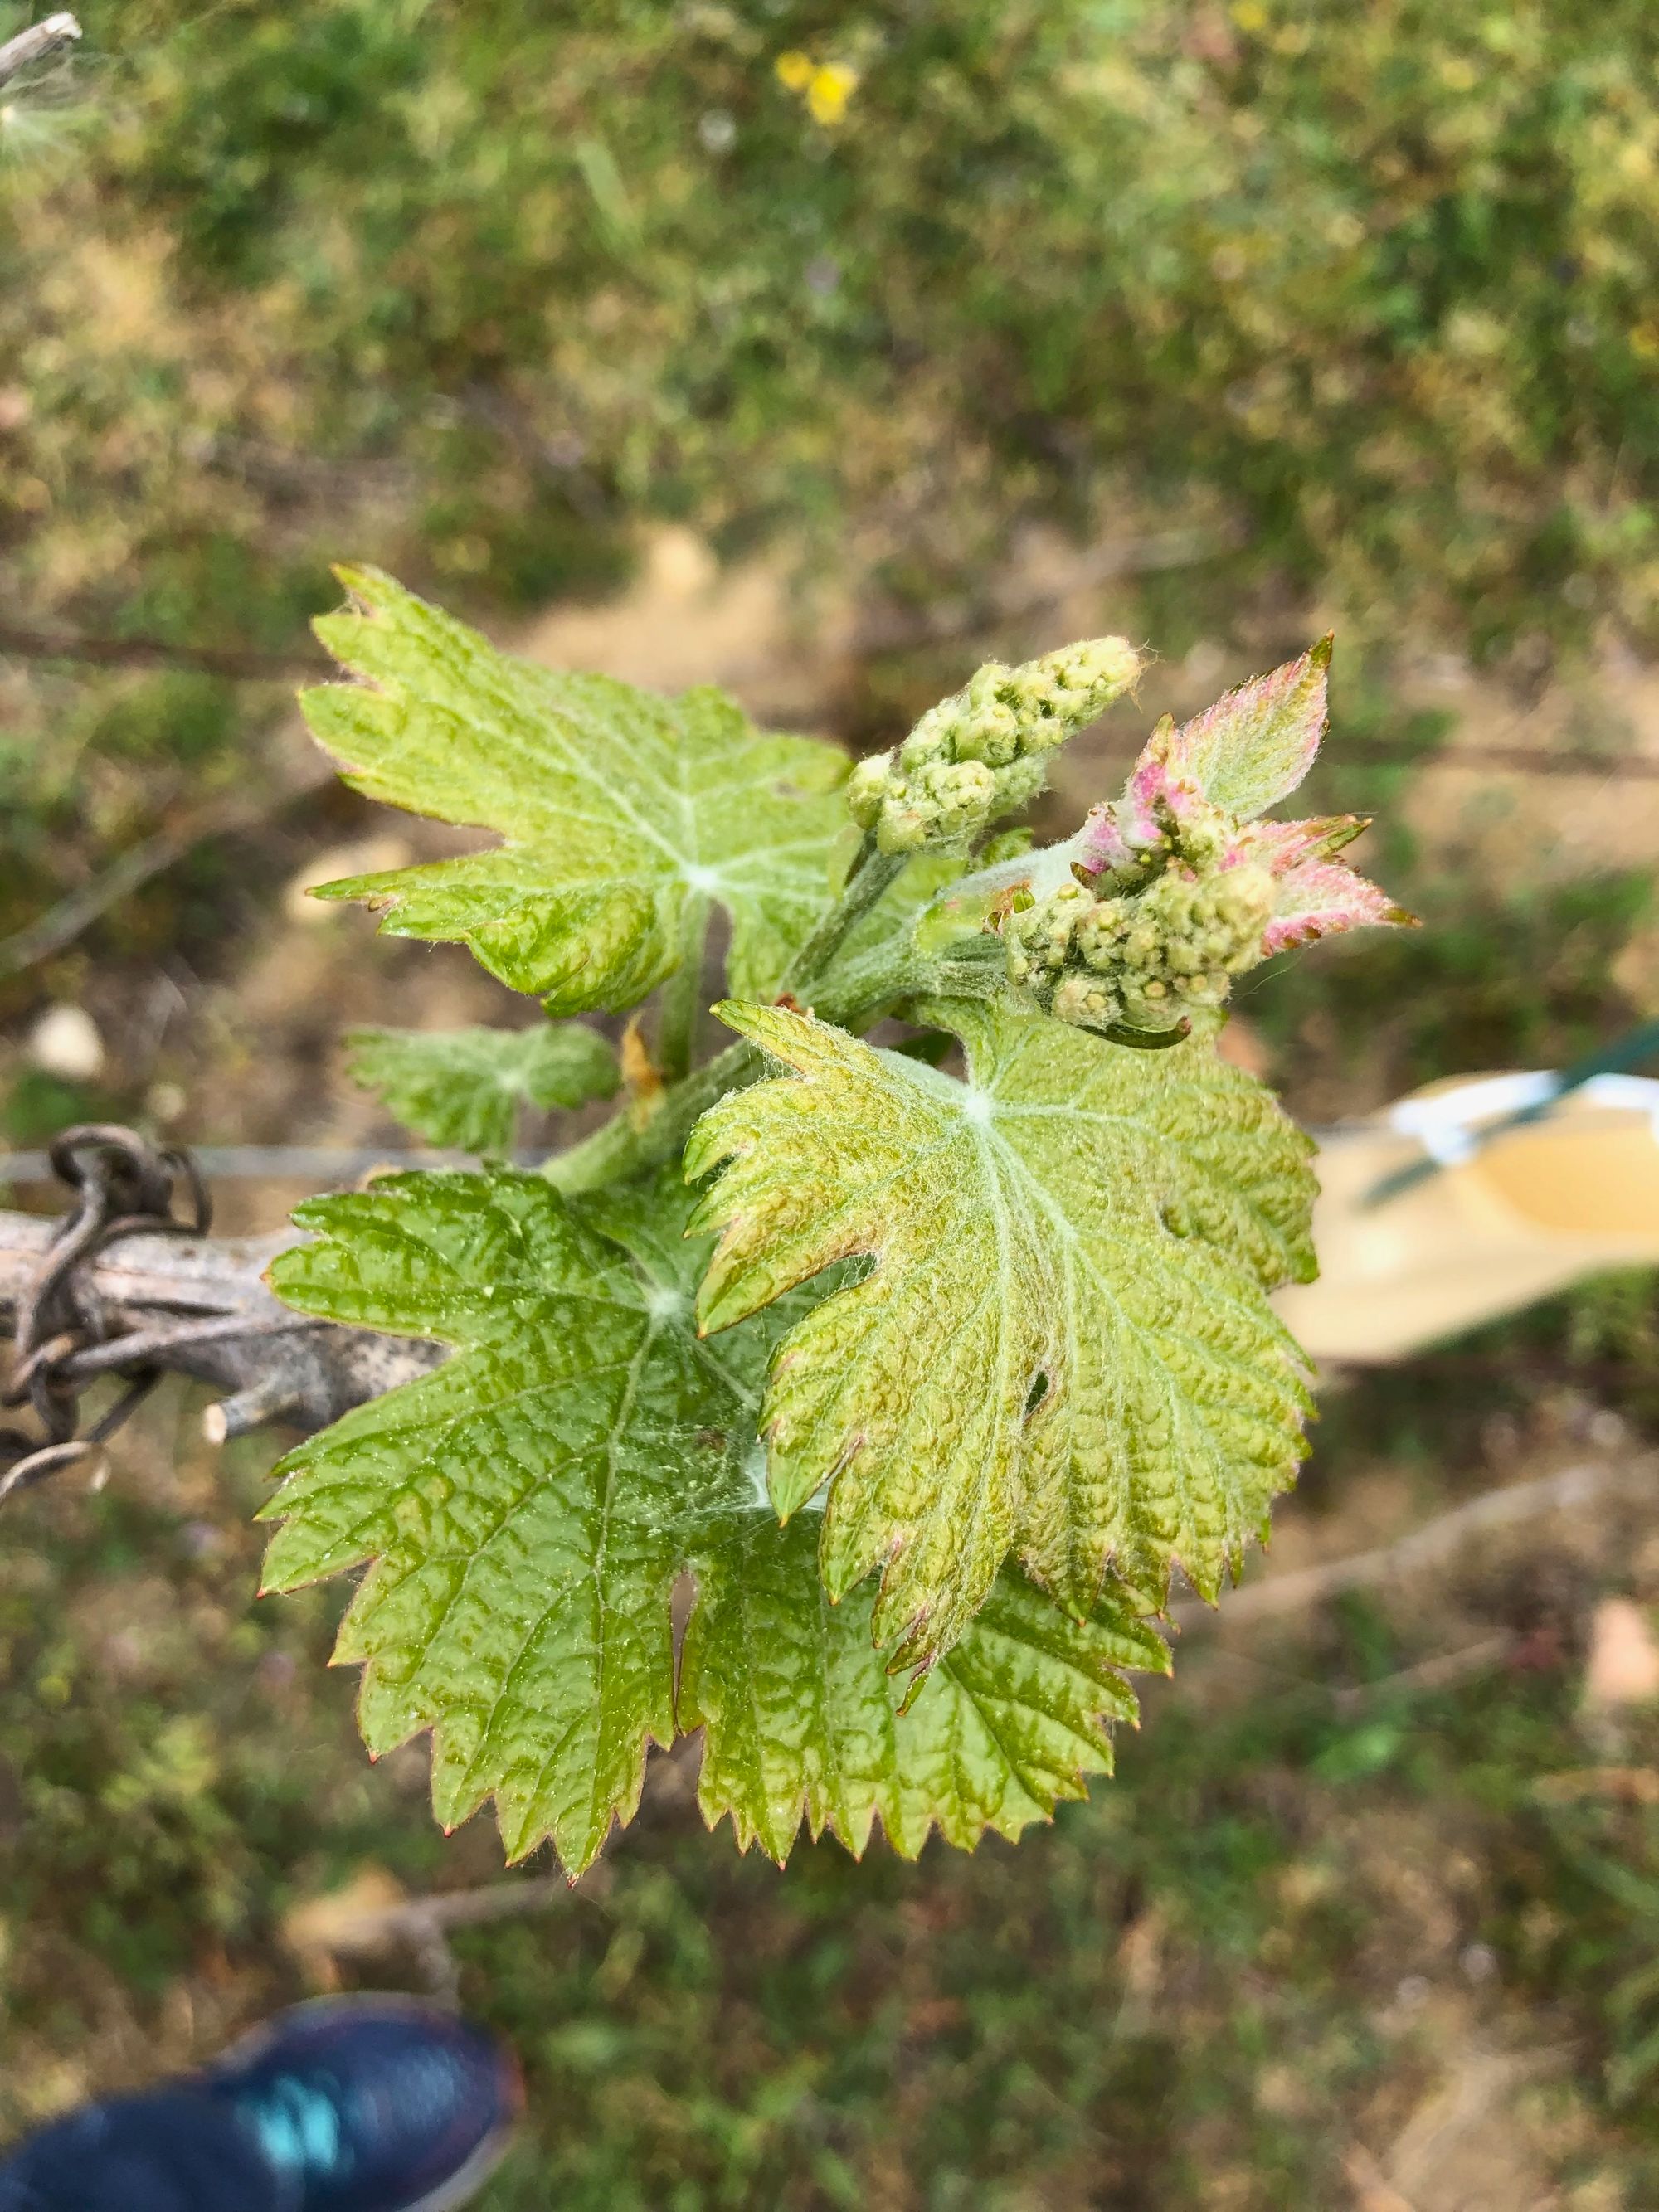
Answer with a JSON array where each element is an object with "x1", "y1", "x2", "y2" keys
[
  {"x1": 810, "y1": 945, "x2": 927, "y2": 1030},
  {"x1": 547, "y1": 843, "x2": 922, "y2": 1197},
  {"x1": 777, "y1": 839, "x2": 907, "y2": 998},
  {"x1": 654, "y1": 897, "x2": 708, "y2": 1083},
  {"x1": 547, "y1": 1040, "x2": 757, "y2": 1197}
]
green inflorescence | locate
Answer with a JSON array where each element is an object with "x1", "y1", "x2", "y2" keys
[
  {"x1": 847, "y1": 637, "x2": 1141, "y2": 854},
  {"x1": 1006, "y1": 845, "x2": 1277, "y2": 1041},
  {"x1": 994, "y1": 637, "x2": 1405, "y2": 1042}
]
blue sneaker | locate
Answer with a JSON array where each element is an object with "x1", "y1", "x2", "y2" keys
[
  {"x1": 0, "y1": 2088, "x2": 288, "y2": 2211},
  {"x1": 202, "y1": 1996, "x2": 522, "y2": 2212}
]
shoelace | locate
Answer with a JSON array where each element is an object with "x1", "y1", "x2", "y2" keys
[
  {"x1": 233, "y1": 2073, "x2": 352, "y2": 2184},
  {"x1": 232, "y1": 2048, "x2": 471, "y2": 2191}
]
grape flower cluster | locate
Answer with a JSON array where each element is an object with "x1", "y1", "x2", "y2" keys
[
  {"x1": 846, "y1": 637, "x2": 1142, "y2": 856},
  {"x1": 995, "y1": 638, "x2": 1413, "y2": 1043}
]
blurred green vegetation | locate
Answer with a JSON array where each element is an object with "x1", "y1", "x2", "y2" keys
[{"x1": 6, "y1": 0, "x2": 1659, "y2": 944}]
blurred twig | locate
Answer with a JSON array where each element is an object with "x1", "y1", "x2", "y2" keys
[
  {"x1": 1530, "y1": 1769, "x2": 1659, "y2": 1805},
  {"x1": 0, "y1": 620, "x2": 319, "y2": 681},
  {"x1": 1172, "y1": 1459, "x2": 1655, "y2": 1630},
  {"x1": 0, "y1": 757, "x2": 334, "y2": 979},
  {"x1": 1089, "y1": 729, "x2": 1659, "y2": 783},
  {"x1": 1331, "y1": 1632, "x2": 1520, "y2": 1716},
  {"x1": 1332, "y1": 734, "x2": 1659, "y2": 780},
  {"x1": 1534, "y1": 1766, "x2": 1659, "y2": 1807},
  {"x1": 2, "y1": 1145, "x2": 537, "y2": 1185},
  {"x1": 280, "y1": 1744, "x2": 698, "y2": 1998},
  {"x1": 0, "y1": 12, "x2": 80, "y2": 90},
  {"x1": 854, "y1": 522, "x2": 1253, "y2": 652},
  {"x1": 280, "y1": 1869, "x2": 583, "y2": 2006},
  {"x1": 1345, "y1": 1350, "x2": 1657, "y2": 1391}
]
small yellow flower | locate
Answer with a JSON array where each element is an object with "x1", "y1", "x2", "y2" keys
[
  {"x1": 806, "y1": 63, "x2": 858, "y2": 126},
  {"x1": 775, "y1": 50, "x2": 814, "y2": 93}
]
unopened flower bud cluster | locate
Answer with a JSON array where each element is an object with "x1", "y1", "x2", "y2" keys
[
  {"x1": 847, "y1": 638, "x2": 1141, "y2": 855},
  {"x1": 1004, "y1": 819, "x2": 1276, "y2": 1038}
]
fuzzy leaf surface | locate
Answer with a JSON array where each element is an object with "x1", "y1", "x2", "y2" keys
[
  {"x1": 1150, "y1": 634, "x2": 1332, "y2": 821},
  {"x1": 260, "y1": 1168, "x2": 1162, "y2": 1871},
  {"x1": 682, "y1": 1516, "x2": 1165, "y2": 1861},
  {"x1": 302, "y1": 567, "x2": 849, "y2": 1012},
  {"x1": 345, "y1": 1022, "x2": 618, "y2": 1155},
  {"x1": 688, "y1": 1003, "x2": 1317, "y2": 1673}
]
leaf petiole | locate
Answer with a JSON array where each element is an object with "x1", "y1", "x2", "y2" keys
[
  {"x1": 546, "y1": 1038, "x2": 758, "y2": 1195},
  {"x1": 547, "y1": 842, "x2": 925, "y2": 1192},
  {"x1": 777, "y1": 836, "x2": 907, "y2": 996},
  {"x1": 654, "y1": 894, "x2": 711, "y2": 1082}
]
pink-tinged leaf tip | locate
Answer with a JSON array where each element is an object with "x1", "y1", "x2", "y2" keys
[
  {"x1": 1152, "y1": 635, "x2": 1333, "y2": 822},
  {"x1": 1262, "y1": 857, "x2": 1418, "y2": 955},
  {"x1": 1074, "y1": 800, "x2": 1140, "y2": 877},
  {"x1": 1232, "y1": 813, "x2": 1372, "y2": 876}
]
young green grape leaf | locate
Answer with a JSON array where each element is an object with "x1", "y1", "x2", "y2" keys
[
  {"x1": 260, "y1": 1168, "x2": 1163, "y2": 1872},
  {"x1": 687, "y1": 1002, "x2": 1316, "y2": 1675},
  {"x1": 260, "y1": 1171, "x2": 693, "y2": 1870},
  {"x1": 683, "y1": 1515, "x2": 1166, "y2": 1861},
  {"x1": 301, "y1": 567, "x2": 849, "y2": 1012},
  {"x1": 345, "y1": 1022, "x2": 618, "y2": 1155}
]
